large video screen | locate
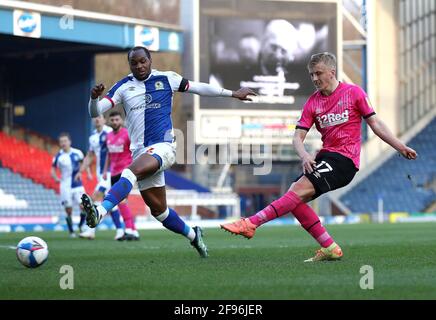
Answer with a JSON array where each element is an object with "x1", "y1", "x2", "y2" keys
[{"x1": 199, "y1": 0, "x2": 338, "y2": 110}]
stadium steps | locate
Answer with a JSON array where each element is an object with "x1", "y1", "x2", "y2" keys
[
  {"x1": 339, "y1": 117, "x2": 436, "y2": 213},
  {"x1": 0, "y1": 167, "x2": 63, "y2": 216},
  {"x1": 0, "y1": 130, "x2": 96, "y2": 194},
  {"x1": 160, "y1": 170, "x2": 240, "y2": 219},
  {"x1": 1, "y1": 129, "x2": 237, "y2": 219},
  {"x1": 164, "y1": 170, "x2": 210, "y2": 192}
]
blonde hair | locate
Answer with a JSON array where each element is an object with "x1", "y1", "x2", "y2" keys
[{"x1": 308, "y1": 52, "x2": 337, "y2": 70}]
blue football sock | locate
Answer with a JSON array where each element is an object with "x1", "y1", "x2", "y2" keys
[
  {"x1": 78, "y1": 212, "x2": 86, "y2": 228},
  {"x1": 65, "y1": 215, "x2": 74, "y2": 233},
  {"x1": 111, "y1": 209, "x2": 123, "y2": 229},
  {"x1": 101, "y1": 177, "x2": 133, "y2": 212},
  {"x1": 158, "y1": 208, "x2": 195, "y2": 241}
]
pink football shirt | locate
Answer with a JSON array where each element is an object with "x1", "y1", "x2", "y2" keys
[
  {"x1": 296, "y1": 82, "x2": 375, "y2": 169},
  {"x1": 107, "y1": 127, "x2": 132, "y2": 176}
]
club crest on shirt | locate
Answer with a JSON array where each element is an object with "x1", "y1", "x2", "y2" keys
[{"x1": 155, "y1": 81, "x2": 164, "y2": 90}]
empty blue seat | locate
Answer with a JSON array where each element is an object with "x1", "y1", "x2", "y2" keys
[
  {"x1": 341, "y1": 117, "x2": 436, "y2": 213},
  {"x1": 0, "y1": 168, "x2": 63, "y2": 217}
]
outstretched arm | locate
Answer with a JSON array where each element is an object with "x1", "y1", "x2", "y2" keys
[
  {"x1": 88, "y1": 83, "x2": 113, "y2": 117},
  {"x1": 187, "y1": 81, "x2": 256, "y2": 101},
  {"x1": 366, "y1": 115, "x2": 417, "y2": 160}
]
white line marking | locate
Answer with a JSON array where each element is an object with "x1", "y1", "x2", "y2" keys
[{"x1": 0, "y1": 245, "x2": 16, "y2": 250}]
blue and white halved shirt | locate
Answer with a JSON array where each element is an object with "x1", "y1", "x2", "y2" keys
[
  {"x1": 88, "y1": 125, "x2": 113, "y2": 181},
  {"x1": 103, "y1": 69, "x2": 189, "y2": 151},
  {"x1": 52, "y1": 148, "x2": 84, "y2": 189}
]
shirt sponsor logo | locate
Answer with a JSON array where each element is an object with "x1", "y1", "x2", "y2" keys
[
  {"x1": 316, "y1": 110, "x2": 349, "y2": 128},
  {"x1": 130, "y1": 103, "x2": 162, "y2": 111},
  {"x1": 108, "y1": 144, "x2": 124, "y2": 153},
  {"x1": 146, "y1": 103, "x2": 161, "y2": 109},
  {"x1": 129, "y1": 92, "x2": 162, "y2": 111}
]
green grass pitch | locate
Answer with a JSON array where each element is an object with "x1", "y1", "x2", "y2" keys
[{"x1": 1, "y1": 222, "x2": 435, "y2": 299}]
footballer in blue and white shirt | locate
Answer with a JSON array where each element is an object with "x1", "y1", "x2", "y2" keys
[
  {"x1": 87, "y1": 119, "x2": 113, "y2": 194},
  {"x1": 51, "y1": 132, "x2": 85, "y2": 237},
  {"x1": 52, "y1": 137, "x2": 85, "y2": 208},
  {"x1": 84, "y1": 46, "x2": 255, "y2": 257}
]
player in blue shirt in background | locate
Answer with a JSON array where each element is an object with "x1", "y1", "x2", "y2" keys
[
  {"x1": 78, "y1": 116, "x2": 125, "y2": 240},
  {"x1": 51, "y1": 132, "x2": 85, "y2": 238}
]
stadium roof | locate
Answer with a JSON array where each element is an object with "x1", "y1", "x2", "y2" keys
[{"x1": 0, "y1": 0, "x2": 183, "y2": 55}]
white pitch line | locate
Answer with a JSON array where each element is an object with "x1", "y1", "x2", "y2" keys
[{"x1": 0, "y1": 245, "x2": 16, "y2": 250}]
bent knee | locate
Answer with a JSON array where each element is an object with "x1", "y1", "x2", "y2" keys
[
  {"x1": 149, "y1": 205, "x2": 168, "y2": 217},
  {"x1": 289, "y1": 179, "x2": 316, "y2": 201},
  {"x1": 129, "y1": 155, "x2": 160, "y2": 180}
]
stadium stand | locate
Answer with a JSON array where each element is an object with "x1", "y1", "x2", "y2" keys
[
  {"x1": 0, "y1": 130, "x2": 101, "y2": 219},
  {"x1": 0, "y1": 130, "x2": 96, "y2": 194},
  {"x1": 0, "y1": 130, "x2": 58, "y2": 190},
  {"x1": 0, "y1": 129, "x2": 240, "y2": 220},
  {"x1": 340, "y1": 117, "x2": 436, "y2": 213},
  {"x1": 0, "y1": 167, "x2": 63, "y2": 216},
  {"x1": 164, "y1": 170, "x2": 240, "y2": 219}
]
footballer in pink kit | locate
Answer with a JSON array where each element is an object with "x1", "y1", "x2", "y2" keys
[
  {"x1": 222, "y1": 52, "x2": 417, "y2": 262},
  {"x1": 297, "y1": 81, "x2": 374, "y2": 170},
  {"x1": 104, "y1": 111, "x2": 139, "y2": 240}
]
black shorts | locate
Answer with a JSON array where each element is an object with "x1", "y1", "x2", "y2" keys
[
  {"x1": 111, "y1": 174, "x2": 122, "y2": 186},
  {"x1": 296, "y1": 152, "x2": 358, "y2": 200}
]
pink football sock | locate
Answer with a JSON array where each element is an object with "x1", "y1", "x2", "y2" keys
[
  {"x1": 292, "y1": 202, "x2": 334, "y2": 248},
  {"x1": 248, "y1": 191, "x2": 302, "y2": 227},
  {"x1": 118, "y1": 202, "x2": 134, "y2": 230}
]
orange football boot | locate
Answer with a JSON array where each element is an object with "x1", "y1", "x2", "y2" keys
[{"x1": 220, "y1": 218, "x2": 257, "y2": 239}]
